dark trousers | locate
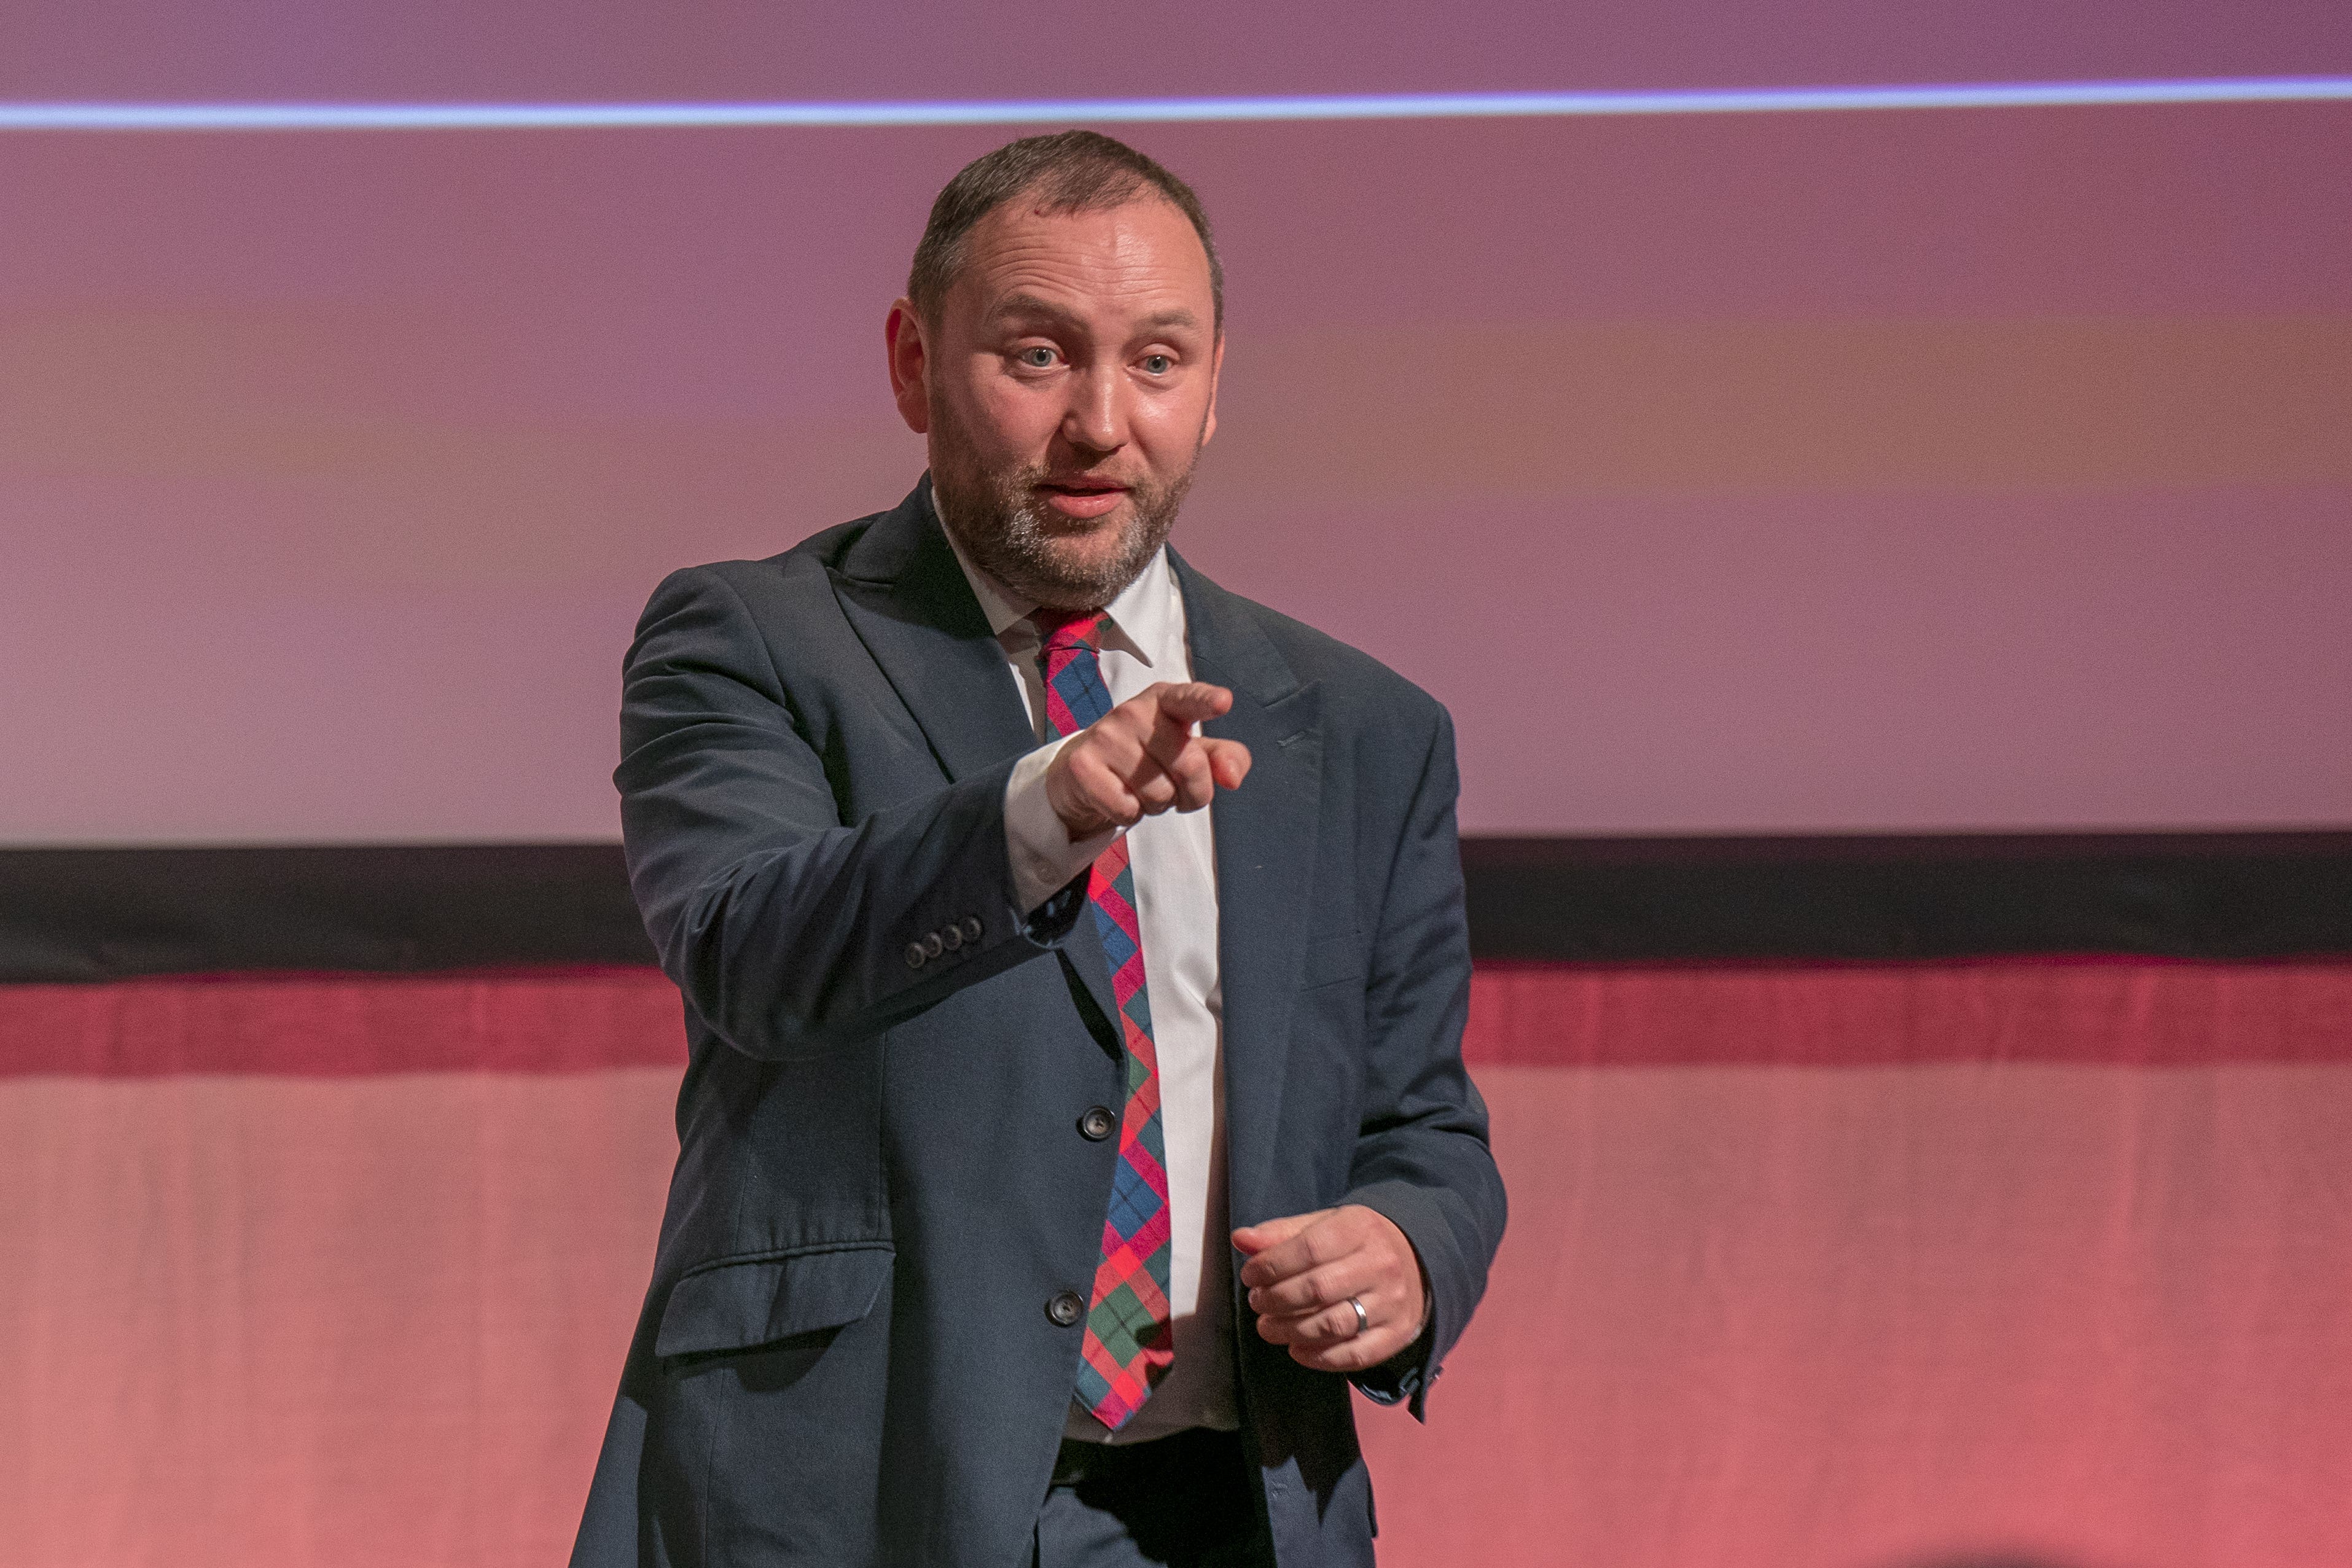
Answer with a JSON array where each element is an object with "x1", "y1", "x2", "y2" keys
[{"x1": 1031, "y1": 1428, "x2": 1277, "y2": 1568}]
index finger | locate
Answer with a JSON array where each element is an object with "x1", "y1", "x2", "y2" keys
[{"x1": 1146, "y1": 682, "x2": 1233, "y2": 728}]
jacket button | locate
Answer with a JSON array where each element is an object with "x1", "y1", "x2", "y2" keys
[
  {"x1": 1047, "y1": 1290, "x2": 1085, "y2": 1327},
  {"x1": 942, "y1": 923, "x2": 963, "y2": 951},
  {"x1": 923, "y1": 932, "x2": 945, "y2": 959},
  {"x1": 1078, "y1": 1106, "x2": 1115, "y2": 1141},
  {"x1": 904, "y1": 942, "x2": 926, "y2": 969},
  {"x1": 962, "y1": 915, "x2": 984, "y2": 942}
]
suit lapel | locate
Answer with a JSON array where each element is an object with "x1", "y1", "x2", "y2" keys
[
  {"x1": 829, "y1": 480, "x2": 1036, "y2": 782},
  {"x1": 830, "y1": 480, "x2": 1123, "y2": 1036},
  {"x1": 1171, "y1": 549, "x2": 1323, "y2": 1228}
]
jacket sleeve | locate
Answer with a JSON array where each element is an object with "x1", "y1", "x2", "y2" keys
[
  {"x1": 1342, "y1": 704, "x2": 1508, "y2": 1418},
  {"x1": 614, "y1": 564, "x2": 1088, "y2": 1061}
]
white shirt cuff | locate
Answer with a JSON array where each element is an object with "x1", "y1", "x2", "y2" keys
[{"x1": 1006, "y1": 734, "x2": 1120, "y2": 915}]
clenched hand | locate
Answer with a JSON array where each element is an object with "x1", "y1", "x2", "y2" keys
[{"x1": 1233, "y1": 1206, "x2": 1429, "y2": 1373}]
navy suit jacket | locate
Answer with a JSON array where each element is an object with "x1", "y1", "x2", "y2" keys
[{"x1": 571, "y1": 480, "x2": 1506, "y2": 1568}]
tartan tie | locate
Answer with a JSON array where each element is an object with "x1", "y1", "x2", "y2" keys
[{"x1": 1030, "y1": 607, "x2": 1174, "y2": 1432}]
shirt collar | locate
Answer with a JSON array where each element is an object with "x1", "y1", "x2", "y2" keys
[{"x1": 938, "y1": 503, "x2": 1172, "y2": 669}]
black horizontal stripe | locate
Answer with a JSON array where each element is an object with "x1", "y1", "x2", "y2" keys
[
  {"x1": 1461, "y1": 831, "x2": 2352, "y2": 962},
  {"x1": 1, "y1": 832, "x2": 2347, "y2": 983}
]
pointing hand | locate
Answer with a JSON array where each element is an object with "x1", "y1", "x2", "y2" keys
[{"x1": 1044, "y1": 681, "x2": 1253, "y2": 839}]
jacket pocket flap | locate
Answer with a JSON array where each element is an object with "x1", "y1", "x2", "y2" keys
[{"x1": 654, "y1": 1244, "x2": 892, "y2": 1359}]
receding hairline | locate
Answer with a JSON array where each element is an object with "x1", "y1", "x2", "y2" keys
[
  {"x1": 942, "y1": 204, "x2": 1221, "y2": 332},
  {"x1": 906, "y1": 130, "x2": 1224, "y2": 333}
]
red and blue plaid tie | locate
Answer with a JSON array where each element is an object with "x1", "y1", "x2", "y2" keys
[{"x1": 1030, "y1": 607, "x2": 1174, "y2": 1431}]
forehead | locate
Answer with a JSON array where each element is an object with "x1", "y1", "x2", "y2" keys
[{"x1": 948, "y1": 195, "x2": 1214, "y2": 329}]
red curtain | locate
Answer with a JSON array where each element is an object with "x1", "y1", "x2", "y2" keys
[{"x1": 4, "y1": 961, "x2": 2348, "y2": 1567}]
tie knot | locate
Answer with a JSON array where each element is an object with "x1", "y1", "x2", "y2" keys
[{"x1": 1029, "y1": 606, "x2": 1108, "y2": 654}]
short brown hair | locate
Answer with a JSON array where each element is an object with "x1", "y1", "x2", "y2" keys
[{"x1": 907, "y1": 130, "x2": 1224, "y2": 330}]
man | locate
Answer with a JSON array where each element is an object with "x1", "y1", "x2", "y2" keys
[{"x1": 572, "y1": 131, "x2": 1505, "y2": 1568}]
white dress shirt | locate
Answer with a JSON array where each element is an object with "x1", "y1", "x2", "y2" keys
[{"x1": 940, "y1": 531, "x2": 1241, "y2": 1443}]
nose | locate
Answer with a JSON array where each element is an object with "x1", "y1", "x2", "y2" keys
[{"x1": 1059, "y1": 363, "x2": 1128, "y2": 459}]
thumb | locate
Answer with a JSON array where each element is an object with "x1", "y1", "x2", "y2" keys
[
  {"x1": 1231, "y1": 1208, "x2": 1329, "y2": 1256},
  {"x1": 1201, "y1": 737, "x2": 1251, "y2": 789}
]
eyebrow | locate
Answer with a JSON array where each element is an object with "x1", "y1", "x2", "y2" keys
[{"x1": 986, "y1": 293, "x2": 1203, "y2": 336}]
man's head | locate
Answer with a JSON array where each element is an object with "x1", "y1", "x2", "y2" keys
[{"x1": 886, "y1": 131, "x2": 1224, "y2": 612}]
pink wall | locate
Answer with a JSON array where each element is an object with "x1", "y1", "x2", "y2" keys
[
  {"x1": 7, "y1": 962, "x2": 2351, "y2": 1566},
  {"x1": 4, "y1": 14, "x2": 2349, "y2": 841}
]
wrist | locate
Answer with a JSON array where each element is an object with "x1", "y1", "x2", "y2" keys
[
  {"x1": 1006, "y1": 735, "x2": 1117, "y2": 914},
  {"x1": 1044, "y1": 749, "x2": 1112, "y2": 840}
]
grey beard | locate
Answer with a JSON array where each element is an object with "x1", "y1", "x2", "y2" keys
[{"x1": 929, "y1": 434, "x2": 1194, "y2": 612}]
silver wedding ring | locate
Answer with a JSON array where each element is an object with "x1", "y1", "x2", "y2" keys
[{"x1": 1345, "y1": 1296, "x2": 1369, "y2": 1337}]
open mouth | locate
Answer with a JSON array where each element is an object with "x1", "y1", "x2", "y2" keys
[{"x1": 1037, "y1": 480, "x2": 1131, "y2": 520}]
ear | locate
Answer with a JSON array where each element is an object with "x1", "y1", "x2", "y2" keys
[
  {"x1": 885, "y1": 298, "x2": 930, "y2": 434},
  {"x1": 1200, "y1": 330, "x2": 1224, "y2": 448}
]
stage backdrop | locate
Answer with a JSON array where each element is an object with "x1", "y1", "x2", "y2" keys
[{"x1": 3, "y1": 1, "x2": 2350, "y2": 842}]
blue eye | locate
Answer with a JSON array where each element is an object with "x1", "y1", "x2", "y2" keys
[
  {"x1": 1141, "y1": 354, "x2": 1173, "y2": 375},
  {"x1": 1018, "y1": 346, "x2": 1056, "y2": 368}
]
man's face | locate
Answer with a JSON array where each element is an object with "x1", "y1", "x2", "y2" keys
[{"x1": 887, "y1": 193, "x2": 1222, "y2": 611}]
